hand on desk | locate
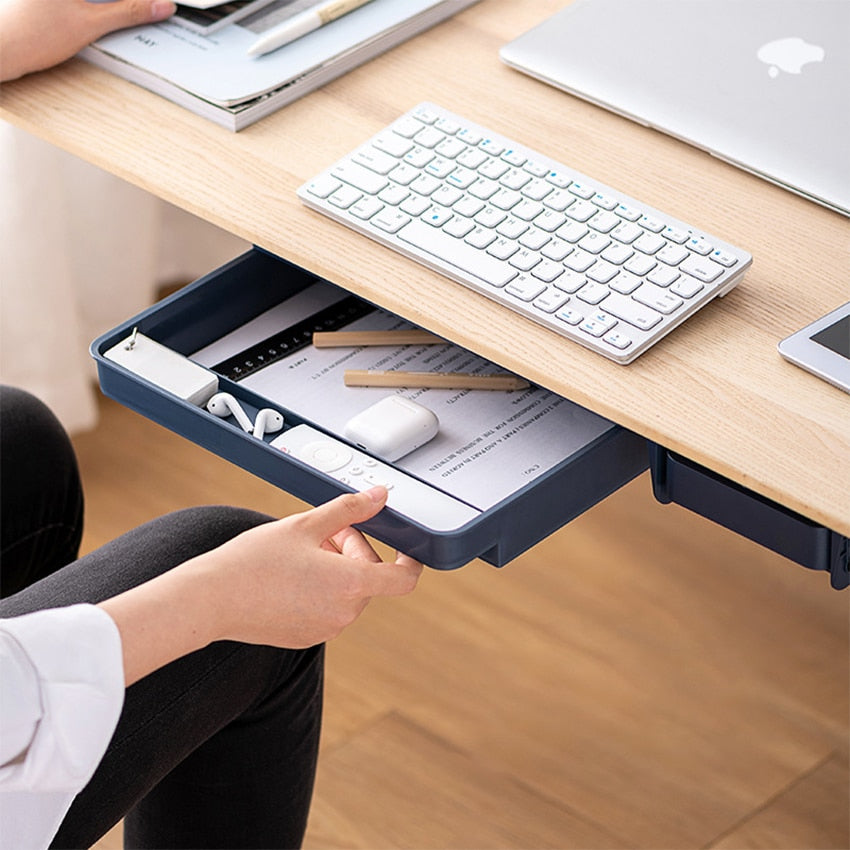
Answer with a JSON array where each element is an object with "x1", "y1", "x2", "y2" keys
[
  {"x1": 0, "y1": 0, "x2": 176, "y2": 82},
  {"x1": 98, "y1": 486, "x2": 424, "y2": 687}
]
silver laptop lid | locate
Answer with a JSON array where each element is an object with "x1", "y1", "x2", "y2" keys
[{"x1": 500, "y1": 0, "x2": 850, "y2": 216}]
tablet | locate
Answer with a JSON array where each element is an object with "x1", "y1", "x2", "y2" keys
[{"x1": 778, "y1": 302, "x2": 850, "y2": 393}]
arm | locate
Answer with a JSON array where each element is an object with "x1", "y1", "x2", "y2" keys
[
  {"x1": 99, "y1": 486, "x2": 423, "y2": 686},
  {"x1": 0, "y1": 0, "x2": 176, "y2": 82}
]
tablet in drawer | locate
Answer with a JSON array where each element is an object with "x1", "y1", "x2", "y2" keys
[{"x1": 91, "y1": 248, "x2": 648, "y2": 569}]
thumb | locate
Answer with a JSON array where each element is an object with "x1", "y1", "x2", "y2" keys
[
  {"x1": 86, "y1": 0, "x2": 175, "y2": 35},
  {"x1": 303, "y1": 487, "x2": 388, "y2": 542}
]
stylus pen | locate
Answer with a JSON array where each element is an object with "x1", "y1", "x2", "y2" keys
[
  {"x1": 247, "y1": 0, "x2": 374, "y2": 57},
  {"x1": 344, "y1": 370, "x2": 530, "y2": 390},
  {"x1": 313, "y1": 330, "x2": 444, "y2": 347}
]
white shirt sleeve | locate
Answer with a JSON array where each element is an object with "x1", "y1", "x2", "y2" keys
[{"x1": 0, "y1": 604, "x2": 124, "y2": 850}]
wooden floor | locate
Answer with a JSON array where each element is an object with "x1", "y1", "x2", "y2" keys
[{"x1": 79, "y1": 395, "x2": 848, "y2": 850}]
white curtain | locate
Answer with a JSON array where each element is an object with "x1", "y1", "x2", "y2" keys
[{"x1": 0, "y1": 121, "x2": 249, "y2": 433}]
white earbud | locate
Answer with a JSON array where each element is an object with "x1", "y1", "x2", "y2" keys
[
  {"x1": 206, "y1": 392, "x2": 252, "y2": 432},
  {"x1": 252, "y1": 408, "x2": 284, "y2": 439}
]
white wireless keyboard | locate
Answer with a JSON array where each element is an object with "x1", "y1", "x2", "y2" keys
[{"x1": 297, "y1": 103, "x2": 752, "y2": 364}]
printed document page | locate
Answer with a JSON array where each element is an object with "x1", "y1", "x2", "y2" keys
[{"x1": 192, "y1": 284, "x2": 614, "y2": 511}]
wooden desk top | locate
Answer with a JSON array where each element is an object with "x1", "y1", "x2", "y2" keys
[{"x1": 2, "y1": 0, "x2": 848, "y2": 536}]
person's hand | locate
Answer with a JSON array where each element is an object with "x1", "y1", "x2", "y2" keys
[
  {"x1": 0, "y1": 0, "x2": 176, "y2": 82},
  {"x1": 198, "y1": 486, "x2": 424, "y2": 649},
  {"x1": 100, "y1": 487, "x2": 424, "y2": 685}
]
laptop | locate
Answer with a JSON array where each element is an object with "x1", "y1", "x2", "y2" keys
[{"x1": 500, "y1": 0, "x2": 850, "y2": 217}]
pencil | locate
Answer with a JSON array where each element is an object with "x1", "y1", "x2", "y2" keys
[
  {"x1": 312, "y1": 330, "x2": 444, "y2": 348},
  {"x1": 343, "y1": 370, "x2": 529, "y2": 390}
]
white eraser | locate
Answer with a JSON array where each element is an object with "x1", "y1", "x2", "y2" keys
[
  {"x1": 104, "y1": 332, "x2": 219, "y2": 406},
  {"x1": 344, "y1": 395, "x2": 439, "y2": 462}
]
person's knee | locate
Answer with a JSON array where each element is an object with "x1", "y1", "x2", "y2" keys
[
  {"x1": 0, "y1": 385, "x2": 72, "y2": 454},
  {"x1": 150, "y1": 505, "x2": 274, "y2": 554}
]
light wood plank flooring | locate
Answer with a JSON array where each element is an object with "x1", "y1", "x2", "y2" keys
[{"x1": 79, "y1": 396, "x2": 847, "y2": 849}]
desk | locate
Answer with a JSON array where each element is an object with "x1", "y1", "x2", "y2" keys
[{"x1": 1, "y1": 0, "x2": 847, "y2": 540}]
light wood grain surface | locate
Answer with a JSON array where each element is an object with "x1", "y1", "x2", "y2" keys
[{"x1": 1, "y1": 0, "x2": 848, "y2": 536}]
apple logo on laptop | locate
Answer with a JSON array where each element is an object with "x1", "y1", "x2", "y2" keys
[{"x1": 757, "y1": 37, "x2": 825, "y2": 78}]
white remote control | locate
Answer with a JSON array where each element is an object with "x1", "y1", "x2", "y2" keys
[{"x1": 270, "y1": 424, "x2": 480, "y2": 532}]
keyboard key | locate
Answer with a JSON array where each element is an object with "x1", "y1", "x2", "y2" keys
[
  {"x1": 414, "y1": 126, "x2": 445, "y2": 148},
  {"x1": 350, "y1": 197, "x2": 383, "y2": 220},
  {"x1": 378, "y1": 185, "x2": 410, "y2": 205},
  {"x1": 436, "y1": 138, "x2": 466, "y2": 159},
  {"x1": 404, "y1": 146, "x2": 435, "y2": 168},
  {"x1": 531, "y1": 260, "x2": 564, "y2": 282},
  {"x1": 569, "y1": 181, "x2": 595, "y2": 199},
  {"x1": 601, "y1": 292, "x2": 663, "y2": 330},
  {"x1": 565, "y1": 249, "x2": 596, "y2": 273},
  {"x1": 646, "y1": 264, "x2": 680, "y2": 287},
  {"x1": 328, "y1": 186, "x2": 362, "y2": 208},
  {"x1": 604, "y1": 330, "x2": 633, "y2": 349},
  {"x1": 633, "y1": 282, "x2": 684, "y2": 314},
  {"x1": 371, "y1": 209, "x2": 410, "y2": 233},
  {"x1": 505, "y1": 276, "x2": 547, "y2": 301},
  {"x1": 519, "y1": 229, "x2": 551, "y2": 251},
  {"x1": 601, "y1": 243, "x2": 634, "y2": 265},
  {"x1": 566, "y1": 200, "x2": 596, "y2": 222},
  {"x1": 580, "y1": 311, "x2": 618, "y2": 337},
  {"x1": 490, "y1": 188, "x2": 522, "y2": 210},
  {"x1": 332, "y1": 162, "x2": 389, "y2": 195},
  {"x1": 508, "y1": 249, "x2": 541, "y2": 271},
  {"x1": 711, "y1": 248, "x2": 738, "y2": 267},
  {"x1": 373, "y1": 133, "x2": 413, "y2": 158},
  {"x1": 656, "y1": 244, "x2": 689, "y2": 266},
  {"x1": 496, "y1": 218, "x2": 529, "y2": 240},
  {"x1": 423, "y1": 205, "x2": 453, "y2": 227},
  {"x1": 633, "y1": 232, "x2": 666, "y2": 255},
  {"x1": 608, "y1": 270, "x2": 642, "y2": 295},
  {"x1": 586, "y1": 260, "x2": 619, "y2": 284},
  {"x1": 392, "y1": 116, "x2": 425, "y2": 137},
  {"x1": 541, "y1": 238, "x2": 573, "y2": 262},
  {"x1": 487, "y1": 237, "x2": 519, "y2": 260},
  {"x1": 579, "y1": 232, "x2": 611, "y2": 254},
  {"x1": 456, "y1": 127, "x2": 483, "y2": 145},
  {"x1": 305, "y1": 175, "x2": 342, "y2": 198},
  {"x1": 687, "y1": 236, "x2": 713, "y2": 255},
  {"x1": 444, "y1": 216, "x2": 475, "y2": 239},
  {"x1": 522, "y1": 179, "x2": 553, "y2": 201},
  {"x1": 474, "y1": 207, "x2": 507, "y2": 228},
  {"x1": 553, "y1": 271, "x2": 587, "y2": 293},
  {"x1": 400, "y1": 194, "x2": 431, "y2": 216},
  {"x1": 556, "y1": 220, "x2": 590, "y2": 243},
  {"x1": 680, "y1": 254, "x2": 724, "y2": 282},
  {"x1": 533, "y1": 288, "x2": 571, "y2": 313},
  {"x1": 670, "y1": 274, "x2": 704, "y2": 298},
  {"x1": 354, "y1": 148, "x2": 398, "y2": 174},
  {"x1": 465, "y1": 226, "x2": 498, "y2": 249},
  {"x1": 624, "y1": 253, "x2": 656, "y2": 276},
  {"x1": 556, "y1": 307, "x2": 584, "y2": 325},
  {"x1": 576, "y1": 282, "x2": 609, "y2": 304}
]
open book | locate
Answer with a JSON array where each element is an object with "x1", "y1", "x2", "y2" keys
[{"x1": 79, "y1": 0, "x2": 479, "y2": 131}]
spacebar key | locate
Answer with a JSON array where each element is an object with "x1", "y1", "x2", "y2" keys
[{"x1": 396, "y1": 219, "x2": 518, "y2": 288}]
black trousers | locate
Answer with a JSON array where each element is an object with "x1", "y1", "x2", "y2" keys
[{"x1": 0, "y1": 387, "x2": 323, "y2": 849}]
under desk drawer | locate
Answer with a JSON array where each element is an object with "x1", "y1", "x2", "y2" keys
[
  {"x1": 650, "y1": 445, "x2": 849, "y2": 590},
  {"x1": 92, "y1": 248, "x2": 648, "y2": 570}
]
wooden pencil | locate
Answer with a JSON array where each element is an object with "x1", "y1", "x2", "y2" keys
[
  {"x1": 343, "y1": 370, "x2": 529, "y2": 390},
  {"x1": 312, "y1": 330, "x2": 444, "y2": 348}
]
